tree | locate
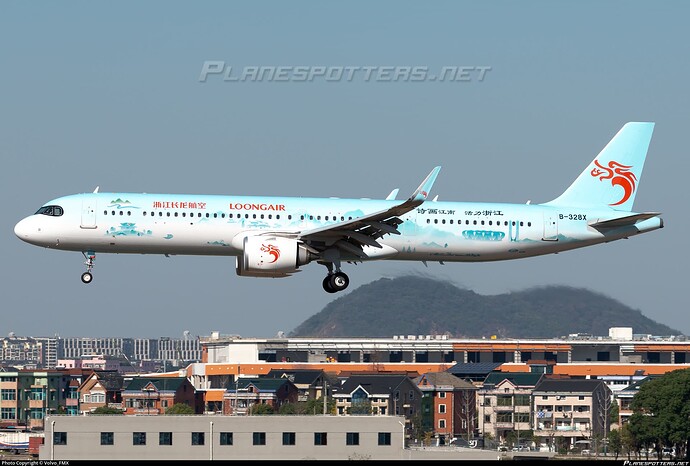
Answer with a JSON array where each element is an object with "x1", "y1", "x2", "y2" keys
[
  {"x1": 278, "y1": 402, "x2": 299, "y2": 415},
  {"x1": 628, "y1": 369, "x2": 690, "y2": 460},
  {"x1": 304, "y1": 396, "x2": 336, "y2": 415},
  {"x1": 165, "y1": 403, "x2": 194, "y2": 415},
  {"x1": 91, "y1": 406, "x2": 123, "y2": 415},
  {"x1": 620, "y1": 423, "x2": 637, "y2": 460},
  {"x1": 249, "y1": 403, "x2": 275, "y2": 415},
  {"x1": 608, "y1": 428, "x2": 622, "y2": 460},
  {"x1": 609, "y1": 402, "x2": 620, "y2": 428}
]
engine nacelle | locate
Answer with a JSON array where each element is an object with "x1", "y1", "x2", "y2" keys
[{"x1": 236, "y1": 236, "x2": 315, "y2": 277}]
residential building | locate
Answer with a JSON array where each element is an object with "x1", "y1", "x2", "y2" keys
[
  {"x1": 0, "y1": 369, "x2": 66, "y2": 430},
  {"x1": 478, "y1": 372, "x2": 543, "y2": 445},
  {"x1": 266, "y1": 369, "x2": 336, "y2": 402},
  {"x1": 615, "y1": 375, "x2": 659, "y2": 426},
  {"x1": 122, "y1": 377, "x2": 198, "y2": 416},
  {"x1": 333, "y1": 374, "x2": 422, "y2": 440},
  {"x1": 416, "y1": 371, "x2": 478, "y2": 445},
  {"x1": 77, "y1": 371, "x2": 125, "y2": 414},
  {"x1": 224, "y1": 378, "x2": 299, "y2": 415},
  {"x1": 532, "y1": 379, "x2": 611, "y2": 450}
]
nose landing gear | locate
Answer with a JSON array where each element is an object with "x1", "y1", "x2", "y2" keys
[{"x1": 81, "y1": 251, "x2": 95, "y2": 284}]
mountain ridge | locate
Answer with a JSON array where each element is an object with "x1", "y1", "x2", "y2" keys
[{"x1": 289, "y1": 275, "x2": 681, "y2": 338}]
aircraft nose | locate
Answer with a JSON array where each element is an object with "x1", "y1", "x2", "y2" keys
[{"x1": 14, "y1": 217, "x2": 37, "y2": 243}]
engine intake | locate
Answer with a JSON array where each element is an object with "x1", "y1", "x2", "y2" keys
[{"x1": 236, "y1": 236, "x2": 315, "y2": 277}]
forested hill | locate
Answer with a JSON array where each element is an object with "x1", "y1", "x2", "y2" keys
[{"x1": 289, "y1": 276, "x2": 681, "y2": 338}]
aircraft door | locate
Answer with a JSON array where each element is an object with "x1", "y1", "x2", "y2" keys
[
  {"x1": 542, "y1": 214, "x2": 558, "y2": 241},
  {"x1": 81, "y1": 195, "x2": 98, "y2": 229}
]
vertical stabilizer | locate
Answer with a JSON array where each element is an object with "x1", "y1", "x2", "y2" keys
[{"x1": 543, "y1": 122, "x2": 655, "y2": 211}]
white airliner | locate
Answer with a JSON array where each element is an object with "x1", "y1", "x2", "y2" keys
[{"x1": 15, "y1": 122, "x2": 662, "y2": 293}]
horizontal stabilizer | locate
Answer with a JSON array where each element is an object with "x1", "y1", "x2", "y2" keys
[{"x1": 589, "y1": 212, "x2": 661, "y2": 229}]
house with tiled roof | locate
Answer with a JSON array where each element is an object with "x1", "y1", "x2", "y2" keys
[
  {"x1": 416, "y1": 372, "x2": 478, "y2": 444},
  {"x1": 122, "y1": 377, "x2": 198, "y2": 415},
  {"x1": 333, "y1": 374, "x2": 422, "y2": 439},
  {"x1": 223, "y1": 377, "x2": 298, "y2": 415},
  {"x1": 266, "y1": 369, "x2": 336, "y2": 402},
  {"x1": 77, "y1": 370, "x2": 125, "y2": 414}
]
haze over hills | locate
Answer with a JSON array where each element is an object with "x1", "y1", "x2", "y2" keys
[{"x1": 289, "y1": 276, "x2": 681, "y2": 339}]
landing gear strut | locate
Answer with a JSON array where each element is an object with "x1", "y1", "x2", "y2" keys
[
  {"x1": 81, "y1": 251, "x2": 95, "y2": 284},
  {"x1": 320, "y1": 261, "x2": 349, "y2": 293}
]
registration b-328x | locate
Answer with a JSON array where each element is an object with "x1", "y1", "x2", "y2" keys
[{"x1": 14, "y1": 122, "x2": 663, "y2": 293}]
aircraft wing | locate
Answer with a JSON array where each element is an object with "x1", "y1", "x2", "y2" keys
[{"x1": 297, "y1": 166, "x2": 441, "y2": 257}]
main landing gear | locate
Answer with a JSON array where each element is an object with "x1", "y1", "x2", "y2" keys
[
  {"x1": 321, "y1": 260, "x2": 350, "y2": 293},
  {"x1": 322, "y1": 272, "x2": 349, "y2": 293},
  {"x1": 81, "y1": 251, "x2": 95, "y2": 284}
]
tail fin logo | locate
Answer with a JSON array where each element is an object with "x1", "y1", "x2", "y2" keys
[
  {"x1": 590, "y1": 159, "x2": 637, "y2": 206},
  {"x1": 260, "y1": 244, "x2": 281, "y2": 263}
]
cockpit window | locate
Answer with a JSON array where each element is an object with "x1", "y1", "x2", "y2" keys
[{"x1": 35, "y1": 205, "x2": 64, "y2": 217}]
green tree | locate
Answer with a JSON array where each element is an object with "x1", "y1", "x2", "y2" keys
[
  {"x1": 620, "y1": 423, "x2": 636, "y2": 460},
  {"x1": 304, "y1": 396, "x2": 336, "y2": 415},
  {"x1": 278, "y1": 402, "x2": 299, "y2": 415},
  {"x1": 609, "y1": 402, "x2": 620, "y2": 427},
  {"x1": 91, "y1": 406, "x2": 123, "y2": 415},
  {"x1": 165, "y1": 403, "x2": 194, "y2": 415},
  {"x1": 628, "y1": 369, "x2": 690, "y2": 460},
  {"x1": 249, "y1": 403, "x2": 275, "y2": 415},
  {"x1": 608, "y1": 428, "x2": 622, "y2": 460}
]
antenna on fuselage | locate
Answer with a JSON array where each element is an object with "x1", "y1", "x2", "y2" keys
[{"x1": 93, "y1": 186, "x2": 100, "y2": 193}]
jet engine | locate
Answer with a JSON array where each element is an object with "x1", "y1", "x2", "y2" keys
[{"x1": 236, "y1": 236, "x2": 316, "y2": 277}]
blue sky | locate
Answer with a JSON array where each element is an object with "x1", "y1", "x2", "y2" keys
[{"x1": 2, "y1": 1, "x2": 688, "y2": 338}]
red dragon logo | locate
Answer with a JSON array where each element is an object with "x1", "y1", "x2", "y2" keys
[
  {"x1": 590, "y1": 159, "x2": 637, "y2": 206},
  {"x1": 260, "y1": 244, "x2": 280, "y2": 263}
]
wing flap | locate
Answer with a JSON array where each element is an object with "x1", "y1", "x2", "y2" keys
[{"x1": 299, "y1": 166, "x2": 441, "y2": 251}]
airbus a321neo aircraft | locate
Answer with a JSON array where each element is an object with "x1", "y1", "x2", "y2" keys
[{"x1": 15, "y1": 122, "x2": 663, "y2": 293}]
